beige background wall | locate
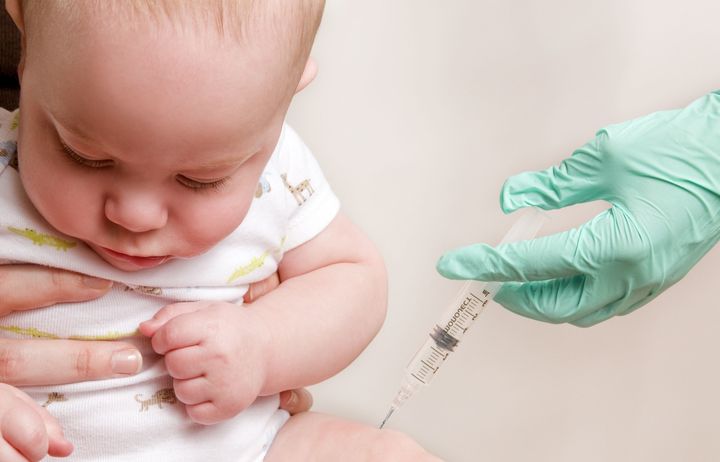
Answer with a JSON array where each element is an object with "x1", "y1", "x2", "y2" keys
[{"x1": 287, "y1": 1, "x2": 720, "y2": 460}]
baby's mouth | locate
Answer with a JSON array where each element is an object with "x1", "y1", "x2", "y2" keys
[{"x1": 97, "y1": 246, "x2": 170, "y2": 269}]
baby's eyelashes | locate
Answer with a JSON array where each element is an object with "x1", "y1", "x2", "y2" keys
[{"x1": 60, "y1": 141, "x2": 113, "y2": 168}]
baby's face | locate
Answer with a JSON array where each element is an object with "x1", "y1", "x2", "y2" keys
[{"x1": 16, "y1": 19, "x2": 295, "y2": 271}]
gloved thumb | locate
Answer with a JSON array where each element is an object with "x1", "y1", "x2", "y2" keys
[{"x1": 501, "y1": 139, "x2": 604, "y2": 213}]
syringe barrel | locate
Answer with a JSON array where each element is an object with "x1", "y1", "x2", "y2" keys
[
  {"x1": 430, "y1": 280, "x2": 495, "y2": 352},
  {"x1": 382, "y1": 208, "x2": 547, "y2": 427},
  {"x1": 404, "y1": 281, "x2": 492, "y2": 388},
  {"x1": 404, "y1": 208, "x2": 548, "y2": 388}
]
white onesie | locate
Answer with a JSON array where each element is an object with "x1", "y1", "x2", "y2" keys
[{"x1": 0, "y1": 108, "x2": 340, "y2": 461}]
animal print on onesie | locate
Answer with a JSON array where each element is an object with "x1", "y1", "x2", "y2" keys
[{"x1": 0, "y1": 108, "x2": 340, "y2": 461}]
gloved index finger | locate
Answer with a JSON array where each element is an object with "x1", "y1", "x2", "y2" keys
[{"x1": 437, "y1": 209, "x2": 617, "y2": 283}]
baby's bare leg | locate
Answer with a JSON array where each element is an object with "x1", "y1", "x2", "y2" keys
[{"x1": 265, "y1": 411, "x2": 443, "y2": 461}]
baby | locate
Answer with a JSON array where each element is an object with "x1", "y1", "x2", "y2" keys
[{"x1": 0, "y1": 0, "x2": 440, "y2": 460}]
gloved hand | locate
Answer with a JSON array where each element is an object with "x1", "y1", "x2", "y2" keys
[{"x1": 437, "y1": 91, "x2": 720, "y2": 326}]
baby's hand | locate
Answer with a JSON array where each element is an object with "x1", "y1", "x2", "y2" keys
[
  {"x1": 139, "y1": 301, "x2": 271, "y2": 425},
  {"x1": 0, "y1": 383, "x2": 73, "y2": 460}
]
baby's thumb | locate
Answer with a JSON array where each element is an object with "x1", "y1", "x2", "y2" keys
[
  {"x1": 46, "y1": 416, "x2": 74, "y2": 457},
  {"x1": 13, "y1": 389, "x2": 74, "y2": 458}
]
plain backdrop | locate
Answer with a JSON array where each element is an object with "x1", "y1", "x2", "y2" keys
[{"x1": 287, "y1": 1, "x2": 720, "y2": 461}]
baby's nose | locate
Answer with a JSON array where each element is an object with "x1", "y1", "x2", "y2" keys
[{"x1": 104, "y1": 190, "x2": 168, "y2": 233}]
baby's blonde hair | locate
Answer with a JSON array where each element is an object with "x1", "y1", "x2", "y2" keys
[{"x1": 20, "y1": 0, "x2": 324, "y2": 72}]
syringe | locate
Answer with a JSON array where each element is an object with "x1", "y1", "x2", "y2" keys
[{"x1": 379, "y1": 207, "x2": 548, "y2": 429}]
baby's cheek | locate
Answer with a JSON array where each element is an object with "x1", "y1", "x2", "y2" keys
[
  {"x1": 176, "y1": 194, "x2": 252, "y2": 251},
  {"x1": 21, "y1": 159, "x2": 101, "y2": 238}
]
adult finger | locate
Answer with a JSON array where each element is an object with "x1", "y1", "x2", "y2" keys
[
  {"x1": 243, "y1": 272, "x2": 281, "y2": 304},
  {"x1": 437, "y1": 208, "x2": 628, "y2": 283},
  {"x1": 279, "y1": 388, "x2": 313, "y2": 415},
  {"x1": 0, "y1": 265, "x2": 112, "y2": 314},
  {"x1": 0, "y1": 339, "x2": 142, "y2": 386},
  {"x1": 500, "y1": 138, "x2": 604, "y2": 214},
  {"x1": 569, "y1": 282, "x2": 657, "y2": 327},
  {"x1": 493, "y1": 272, "x2": 626, "y2": 324}
]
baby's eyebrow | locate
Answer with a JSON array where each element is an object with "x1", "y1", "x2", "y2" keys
[
  {"x1": 49, "y1": 112, "x2": 100, "y2": 145},
  {"x1": 49, "y1": 108, "x2": 260, "y2": 169},
  {"x1": 182, "y1": 151, "x2": 258, "y2": 174}
]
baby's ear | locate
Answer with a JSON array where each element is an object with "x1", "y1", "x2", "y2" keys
[
  {"x1": 5, "y1": 0, "x2": 24, "y2": 32},
  {"x1": 5, "y1": 0, "x2": 26, "y2": 81},
  {"x1": 295, "y1": 57, "x2": 318, "y2": 94}
]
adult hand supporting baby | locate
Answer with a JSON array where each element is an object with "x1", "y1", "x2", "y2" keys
[
  {"x1": 0, "y1": 265, "x2": 144, "y2": 384},
  {"x1": 0, "y1": 266, "x2": 311, "y2": 409},
  {"x1": 0, "y1": 266, "x2": 306, "y2": 459},
  {"x1": 0, "y1": 264, "x2": 114, "y2": 313},
  {"x1": 0, "y1": 264, "x2": 136, "y2": 460}
]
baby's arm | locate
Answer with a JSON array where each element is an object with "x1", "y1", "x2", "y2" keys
[
  {"x1": 140, "y1": 211, "x2": 387, "y2": 424},
  {"x1": 255, "y1": 211, "x2": 387, "y2": 394}
]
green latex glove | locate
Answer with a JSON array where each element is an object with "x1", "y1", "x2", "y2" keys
[{"x1": 437, "y1": 91, "x2": 720, "y2": 327}]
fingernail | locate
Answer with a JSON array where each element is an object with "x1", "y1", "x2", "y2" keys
[
  {"x1": 300, "y1": 389, "x2": 313, "y2": 407},
  {"x1": 285, "y1": 391, "x2": 297, "y2": 408},
  {"x1": 82, "y1": 276, "x2": 113, "y2": 290},
  {"x1": 111, "y1": 350, "x2": 142, "y2": 375},
  {"x1": 244, "y1": 286, "x2": 254, "y2": 303}
]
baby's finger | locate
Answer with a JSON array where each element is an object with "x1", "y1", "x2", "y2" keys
[
  {"x1": 0, "y1": 265, "x2": 112, "y2": 315},
  {"x1": 164, "y1": 346, "x2": 205, "y2": 380},
  {"x1": 0, "y1": 442, "x2": 27, "y2": 462},
  {"x1": 149, "y1": 313, "x2": 206, "y2": 355},
  {"x1": 173, "y1": 377, "x2": 212, "y2": 406},
  {"x1": 1, "y1": 402, "x2": 48, "y2": 461},
  {"x1": 47, "y1": 431, "x2": 74, "y2": 458},
  {"x1": 139, "y1": 301, "x2": 209, "y2": 337},
  {"x1": 9, "y1": 388, "x2": 73, "y2": 458},
  {"x1": 185, "y1": 401, "x2": 224, "y2": 426}
]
